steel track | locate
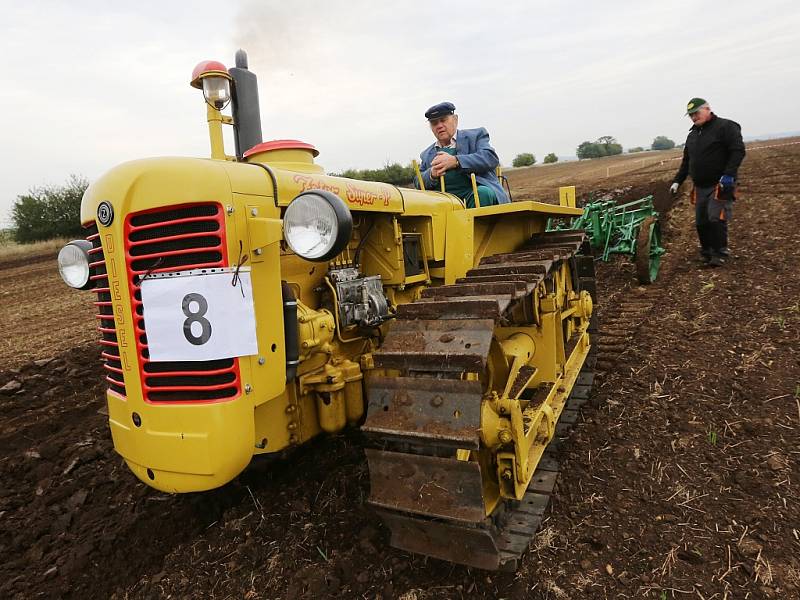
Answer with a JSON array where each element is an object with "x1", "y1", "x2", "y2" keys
[{"x1": 362, "y1": 230, "x2": 597, "y2": 571}]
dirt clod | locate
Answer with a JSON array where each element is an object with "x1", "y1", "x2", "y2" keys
[
  {"x1": 1, "y1": 380, "x2": 22, "y2": 394},
  {"x1": 739, "y1": 537, "x2": 764, "y2": 558},
  {"x1": 766, "y1": 454, "x2": 785, "y2": 471}
]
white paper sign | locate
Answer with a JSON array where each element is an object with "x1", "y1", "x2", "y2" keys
[{"x1": 140, "y1": 270, "x2": 259, "y2": 362}]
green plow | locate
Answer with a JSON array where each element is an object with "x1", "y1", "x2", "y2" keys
[{"x1": 549, "y1": 195, "x2": 665, "y2": 284}]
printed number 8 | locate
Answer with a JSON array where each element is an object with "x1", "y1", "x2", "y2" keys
[{"x1": 182, "y1": 293, "x2": 212, "y2": 345}]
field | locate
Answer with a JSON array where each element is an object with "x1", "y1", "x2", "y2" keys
[
  {"x1": 505, "y1": 148, "x2": 683, "y2": 202},
  {"x1": 1, "y1": 140, "x2": 798, "y2": 599}
]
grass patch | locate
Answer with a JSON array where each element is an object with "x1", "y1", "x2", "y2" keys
[{"x1": 0, "y1": 236, "x2": 71, "y2": 260}]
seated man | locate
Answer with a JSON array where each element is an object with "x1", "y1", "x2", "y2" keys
[{"x1": 417, "y1": 102, "x2": 510, "y2": 207}]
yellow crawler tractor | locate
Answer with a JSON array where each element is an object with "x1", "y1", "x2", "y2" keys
[{"x1": 58, "y1": 51, "x2": 596, "y2": 570}]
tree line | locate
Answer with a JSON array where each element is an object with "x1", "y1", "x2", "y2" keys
[
  {"x1": 511, "y1": 153, "x2": 558, "y2": 167},
  {"x1": 333, "y1": 162, "x2": 415, "y2": 186},
  {"x1": 7, "y1": 134, "x2": 678, "y2": 243},
  {"x1": 512, "y1": 135, "x2": 676, "y2": 165}
]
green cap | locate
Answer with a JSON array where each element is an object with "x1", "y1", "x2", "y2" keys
[{"x1": 685, "y1": 97, "x2": 707, "y2": 115}]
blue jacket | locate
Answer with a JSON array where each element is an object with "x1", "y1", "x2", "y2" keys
[{"x1": 417, "y1": 127, "x2": 510, "y2": 204}]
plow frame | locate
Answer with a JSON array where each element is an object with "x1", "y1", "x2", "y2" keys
[{"x1": 550, "y1": 194, "x2": 665, "y2": 283}]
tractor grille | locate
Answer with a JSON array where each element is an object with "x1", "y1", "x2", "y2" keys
[
  {"x1": 86, "y1": 225, "x2": 127, "y2": 397},
  {"x1": 124, "y1": 203, "x2": 241, "y2": 403}
]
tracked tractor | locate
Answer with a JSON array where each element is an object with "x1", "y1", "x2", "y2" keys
[{"x1": 57, "y1": 50, "x2": 596, "y2": 570}]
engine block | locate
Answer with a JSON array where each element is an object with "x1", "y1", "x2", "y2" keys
[{"x1": 329, "y1": 267, "x2": 389, "y2": 328}]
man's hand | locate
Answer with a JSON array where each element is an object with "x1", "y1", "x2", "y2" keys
[
  {"x1": 670, "y1": 182, "x2": 679, "y2": 195},
  {"x1": 719, "y1": 175, "x2": 735, "y2": 190},
  {"x1": 430, "y1": 152, "x2": 459, "y2": 178},
  {"x1": 717, "y1": 174, "x2": 736, "y2": 201}
]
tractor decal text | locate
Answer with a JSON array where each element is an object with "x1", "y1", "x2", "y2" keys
[
  {"x1": 346, "y1": 183, "x2": 392, "y2": 207},
  {"x1": 292, "y1": 174, "x2": 340, "y2": 195}
]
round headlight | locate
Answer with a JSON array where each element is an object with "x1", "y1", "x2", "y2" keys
[
  {"x1": 58, "y1": 240, "x2": 94, "y2": 289},
  {"x1": 283, "y1": 190, "x2": 352, "y2": 261}
]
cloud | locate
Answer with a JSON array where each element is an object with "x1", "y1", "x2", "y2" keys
[{"x1": 1, "y1": 0, "x2": 798, "y2": 224}]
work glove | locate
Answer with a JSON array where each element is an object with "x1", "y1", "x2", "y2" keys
[
  {"x1": 717, "y1": 175, "x2": 736, "y2": 201},
  {"x1": 669, "y1": 182, "x2": 679, "y2": 195},
  {"x1": 719, "y1": 175, "x2": 735, "y2": 190}
]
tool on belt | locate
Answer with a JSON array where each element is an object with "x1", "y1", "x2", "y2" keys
[{"x1": 691, "y1": 175, "x2": 737, "y2": 210}]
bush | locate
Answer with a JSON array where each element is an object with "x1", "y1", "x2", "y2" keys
[
  {"x1": 576, "y1": 141, "x2": 602, "y2": 159},
  {"x1": 576, "y1": 136, "x2": 623, "y2": 159},
  {"x1": 334, "y1": 162, "x2": 416, "y2": 186},
  {"x1": 543, "y1": 153, "x2": 558, "y2": 164},
  {"x1": 596, "y1": 135, "x2": 623, "y2": 156},
  {"x1": 11, "y1": 175, "x2": 89, "y2": 243},
  {"x1": 512, "y1": 153, "x2": 536, "y2": 167},
  {"x1": 628, "y1": 147, "x2": 645, "y2": 153},
  {"x1": 651, "y1": 136, "x2": 676, "y2": 150}
]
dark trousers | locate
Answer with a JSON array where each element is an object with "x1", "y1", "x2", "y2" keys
[{"x1": 695, "y1": 185, "x2": 733, "y2": 257}]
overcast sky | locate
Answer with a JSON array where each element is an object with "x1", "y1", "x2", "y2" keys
[{"x1": 2, "y1": 0, "x2": 799, "y2": 226}]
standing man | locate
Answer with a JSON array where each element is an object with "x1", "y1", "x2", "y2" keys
[
  {"x1": 417, "y1": 102, "x2": 509, "y2": 207},
  {"x1": 670, "y1": 98, "x2": 745, "y2": 267}
]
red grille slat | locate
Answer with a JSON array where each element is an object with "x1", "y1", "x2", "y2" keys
[
  {"x1": 128, "y1": 213, "x2": 221, "y2": 233},
  {"x1": 125, "y1": 245, "x2": 221, "y2": 262},
  {"x1": 142, "y1": 381, "x2": 235, "y2": 391},
  {"x1": 84, "y1": 224, "x2": 127, "y2": 398},
  {"x1": 105, "y1": 375, "x2": 125, "y2": 386},
  {"x1": 144, "y1": 366, "x2": 233, "y2": 377},
  {"x1": 124, "y1": 202, "x2": 240, "y2": 404},
  {"x1": 127, "y1": 229, "x2": 221, "y2": 248}
]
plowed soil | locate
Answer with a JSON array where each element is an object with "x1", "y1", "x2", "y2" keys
[{"x1": 1, "y1": 139, "x2": 798, "y2": 599}]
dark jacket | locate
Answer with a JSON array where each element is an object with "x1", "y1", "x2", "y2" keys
[{"x1": 673, "y1": 114, "x2": 746, "y2": 187}]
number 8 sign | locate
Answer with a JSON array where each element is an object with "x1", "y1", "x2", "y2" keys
[
  {"x1": 140, "y1": 270, "x2": 259, "y2": 361},
  {"x1": 182, "y1": 292, "x2": 212, "y2": 346}
]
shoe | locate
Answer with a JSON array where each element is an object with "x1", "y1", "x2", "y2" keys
[
  {"x1": 719, "y1": 247, "x2": 730, "y2": 257},
  {"x1": 708, "y1": 255, "x2": 724, "y2": 267}
]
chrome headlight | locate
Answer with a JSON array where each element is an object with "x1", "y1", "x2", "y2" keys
[
  {"x1": 58, "y1": 240, "x2": 94, "y2": 289},
  {"x1": 283, "y1": 190, "x2": 352, "y2": 261}
]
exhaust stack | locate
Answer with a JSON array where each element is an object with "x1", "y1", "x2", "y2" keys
[{"x1": 229, "y1": 49, "x2": 263, "y2": 160}]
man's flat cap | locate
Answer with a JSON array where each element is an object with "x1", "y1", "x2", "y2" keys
[
  {"x1": 685, "y1": 97, "x2": 707, "y2": 115},
  {"x1": 425, "y1": 102, "x2": 456, "y2": 120}
]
